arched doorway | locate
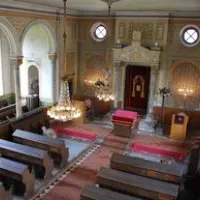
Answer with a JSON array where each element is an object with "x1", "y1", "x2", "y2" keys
[
  {"x1": 28, "y1": 65, "x2": 39, "y2": 95},
  {"x1": 124, "y1": 65, "x2": 151, "y2": 113},
  {"x1": 20, "y1": 20, "x2": 56, "y2": 105}
]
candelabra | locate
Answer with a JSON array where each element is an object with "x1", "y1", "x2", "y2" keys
[{"x1": 178, "y1": 88, "x2": 194, "y2": 110}]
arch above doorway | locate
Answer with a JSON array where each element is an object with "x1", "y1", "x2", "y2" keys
[
  {"x1": 0, "y1": 17, "x2": 21, "y2": 56},
  {"x1": 20, "y1": 19, "x2": 57, "y2": 54}
]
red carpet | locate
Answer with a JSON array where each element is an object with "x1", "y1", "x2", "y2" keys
[
  {"x1": 54, "y1": 127, "x2": 97, "y2": 141},
  {"x1": 131, "y1": 134, "x2": 190, "y2": 160}
]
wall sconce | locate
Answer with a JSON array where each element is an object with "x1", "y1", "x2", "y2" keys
[
  {"x1": 178, "y1": 88, "x2": 194, "y2": 96},
  {"x1": 177, "y1": 88, "x2": 194, "y2": 110}
]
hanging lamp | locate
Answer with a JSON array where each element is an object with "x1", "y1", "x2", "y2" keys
[
  {"x1": 47, "y1": 0, "x2": 81, "y2": 121},
  {"x1": 95, "y1": 51, "x2": 115, "y2": 102}
]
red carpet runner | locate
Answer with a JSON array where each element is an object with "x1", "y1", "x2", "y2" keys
[
  {"x1": 131, "y1": 134, "x2": 190, "y2": 160},
  {"x1": 54, "y1": 127, "x2": 97, "y2": 141}
]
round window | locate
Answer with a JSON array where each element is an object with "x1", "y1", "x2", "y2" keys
[
  {"x1": 91, "y1": 23, "x2": 107, "y2": 42},
  {"x1": 180, "y1": 25, "x2": 200, "y2": 47},
  {"x1": 94, "y1": 25, "x2": 107, "y2": 39}
]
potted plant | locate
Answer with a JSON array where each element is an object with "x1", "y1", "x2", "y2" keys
[{"x1": 6, "y1": 93, "x2": 15, "y2": 105}]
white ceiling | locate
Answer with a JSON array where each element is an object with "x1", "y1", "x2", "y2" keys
[{"x1": 7, "y1": 0, "x2": 200, "y2": 12}]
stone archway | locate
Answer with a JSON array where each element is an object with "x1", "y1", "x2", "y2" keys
[
  {"x1": 20, "y1": 19, "x2": 56, "y2": 54},
  {"x1": 112, "y1": 31, "x2": 161, "y2": 113},
  {"x1": 0, "y1": 17, "x2": 20, "y2": 56},
  {"x1": 20, "y1": 20, "x2": 57, "y2": 104}
]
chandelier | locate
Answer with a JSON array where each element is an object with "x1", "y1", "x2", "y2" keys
[
  {"x1": 95, "y1": 79, "x2": 115, "y2": 102},
  {"x1": 47, "y1": 80, "x2": 81, "y2": 121},
  {"x1": 47, "y1": 0, "x2": 81, "y2": 121},
  {"x1": 95, "y1": 51, "x2": 115, "y2": 102}
]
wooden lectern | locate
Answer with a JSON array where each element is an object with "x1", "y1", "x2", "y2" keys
[{"x1": 170, "y1": 113, "x2": 188, "y2": 141}]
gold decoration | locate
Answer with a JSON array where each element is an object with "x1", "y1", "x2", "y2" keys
[
  {"x1": 132, "y1": 75, "x2": 145, "y2": 98},
  {"x1": 170, "y1": 60, "x2": 200, "y2": 109}
]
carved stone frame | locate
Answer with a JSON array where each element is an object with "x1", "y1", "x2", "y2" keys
[{"x1": 112, "y1": 31, "x2": 161, "y2": 113}]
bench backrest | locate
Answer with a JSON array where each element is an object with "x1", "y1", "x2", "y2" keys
[
  {"x1": 97, "y1": 167, "x2": 179, "y2": 200},
  {"x1": 0, "y1": 139, "x2": 47, "y2": 160},
  {"x1": 10, "y1": 107, "x2": 49, "y2": 134},
  {"x1": 81, "y1": 185, "x2": 142, "y2": 200},
  {"x1": 13, "y1": 129, "x2": 65, "y2": 148},
  {"x1": 0, "y1": 157, "x2": 27, "y2": 175},
  {"x1": 111, "y1": 153, "x2": 185, "y2": 184}
]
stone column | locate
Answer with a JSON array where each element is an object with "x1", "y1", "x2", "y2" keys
[
  {"x1": 148, "y1": 65, "x2": 159, "y2": 113},
  {"x1": 113, "y1": 62, "x2": 124, "y2": 109},
  {"x1": 49, "y1": 54, "x2": 57, "y2": 103},
  {"x1": 11, "y1": 56, "x2": 23, "y2": 117}
]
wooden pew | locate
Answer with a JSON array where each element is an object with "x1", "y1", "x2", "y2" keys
[
  {"x1": 110, "y1": 153, "x2": 185, "y2": 184},
  {"x1": 0, "y1": 181, "x2": 12, "y2": 200},
  {"x1": 97, "y1": 167, "x2": 179, "y2": 200},
  {"x1": 10, "y1": 107, "x2": 49, "y2": 135},
  {"x1": 0, "y1": 139, "x2": 53, "y2": 179},
  {"x1": 0, "y1": 157, "x2": 35, "y2": 197},
  {"x1": 81, "y1": 185, "x2": 141, "y2": 200},
  {"x1": 13, "y1": 129, "x2": 69, "y2": 166}
]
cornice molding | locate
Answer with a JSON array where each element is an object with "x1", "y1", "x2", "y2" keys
[{"x1": 0, "y1": 1, "x2": 200, "y2": 19}]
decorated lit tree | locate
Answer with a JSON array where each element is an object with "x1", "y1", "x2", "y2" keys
[{"x1": 158, "y1": 87, "x2": 171, "y2": 129}]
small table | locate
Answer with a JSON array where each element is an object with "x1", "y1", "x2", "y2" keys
[{"x1": 112, "y1": 110, "x2": 139, "y2": 138}]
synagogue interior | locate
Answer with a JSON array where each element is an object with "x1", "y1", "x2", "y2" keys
[{"x1": 0, "y1": 0, "x2": 200, "y2": 199}]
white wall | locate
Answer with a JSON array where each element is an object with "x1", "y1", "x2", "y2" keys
[
  {"x1": 0, "y1": 28, "x2": 13, "y2": 95},
  {"x1": 21, "y1": 25, "x2": 53, "y2": 103}
]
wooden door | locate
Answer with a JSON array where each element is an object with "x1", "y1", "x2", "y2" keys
[{"x1": 124, "y1": 65, "x2": 150, "y2": 112}]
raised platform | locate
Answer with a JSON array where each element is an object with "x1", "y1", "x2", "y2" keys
[{"x1": 112, "y1": 110, "x2": 139, "y2": 138}]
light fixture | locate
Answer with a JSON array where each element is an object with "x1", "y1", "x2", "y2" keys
[
  {"x1": 47, "y1": 0, "x2": 81, "y2": 121},
  {"x1": 100, "y1": 0, "x2": 121, "y2": 15},
  {"x1": 95, "y1": 51, "x2": 115, "y2": 102},
  {"x1": 178, "y1": 88, "x2": 194, "y2": 110}
]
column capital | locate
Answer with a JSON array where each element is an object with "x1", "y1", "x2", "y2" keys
[
  {"x1": 10, "y1": 56, "x2": 24, "y2": 66},
  {"x1": 48, "y1": 53, "x2": 57, "y2": 61},
  {"x1": 114, "y1": 61, "x2": 125, "y2": 68},
  {"x1": 151, "y1": 64, "x2": 159, "y2": 72}
]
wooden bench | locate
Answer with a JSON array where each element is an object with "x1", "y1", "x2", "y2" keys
[
  {"x1": 110, "y1": 153, "x2": 185, "y2": 184},
  {"x1": 13, "y1": 129, "x2": 69, "y2": 166},
  {"x1": 81, "y1": 185, "x2": 141, "y2": 200},
  {"x1": 0, "y1": 139, "x2": 53, "y2": 179},
  {"x1": 0, "y1": 157, "x2": 35, "y2": 197},
  {"x1": 0, "y1": 181, "x2": 12, "y2": 200},
  {"x1": 97, "y1": 167, "x2": 179, "y2": 200},
  {"x1": 10, "y1": 107, "x2": 49, "y2": 135}
]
